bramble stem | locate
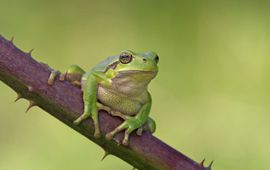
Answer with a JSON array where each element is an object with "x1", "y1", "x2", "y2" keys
[{"x1": 0, "y1": 35, "x2": 211, "y2": 170}]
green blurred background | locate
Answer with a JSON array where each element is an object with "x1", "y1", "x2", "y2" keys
[{"x1": 0, "y1": 0, "x2": 269, "y2": 169}]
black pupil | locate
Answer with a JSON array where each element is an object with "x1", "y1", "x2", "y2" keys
[
  {"x1": 122, "y1": 55, "x2": 129, "y2": 59},
  {"x1": 120, "y1": 53, "x2": 132, "y2": 64}
]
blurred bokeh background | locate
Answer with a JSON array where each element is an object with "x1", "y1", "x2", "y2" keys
[{"x1": 0, "y1": 0, "x2": 269, "y2": 169}]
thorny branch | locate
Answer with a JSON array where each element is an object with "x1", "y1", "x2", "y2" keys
[{"x1": 0, "y1": 35, "x2": 213, "y2": 170}]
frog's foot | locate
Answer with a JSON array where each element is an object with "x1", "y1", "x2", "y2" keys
[
  {"x1": 73, "y1": 110, "x2": 101, "y2": 138},
  {"x1": 48, "y1": 65, "x2": 85, "y2": 88},
  {"x1": 105, "y1": 117, "x2": 142, "y2": 146}
]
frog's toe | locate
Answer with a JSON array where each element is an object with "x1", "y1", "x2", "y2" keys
[
  {"x1": 48, "y1": 70, "x2": 60, "y2": 85},
  {"x1": 122, "y1": 130, "x2": 131, "y2": 146},
  {"x1": 73, "y1": 111, "x2": 91, "y2": 125},
  {"x1": 136, "y1": 127, "x2": 143, "y2": 136},
  {"x1": 105, "y1": 132, "x2": 114, "y2": 140},
  {"x1": 105, "y1": 121, "x2": 128, "y2": 141},
  {"x1": 73, "y1": 116, "x2": 83, "y2": 125},
  {"x1": 94, "y1": 130, "x2": 101, "y2": 138},
  {"x1": 122, "y1": 139, "x2": 129, "y2": 146},
  {"x1": 94, "y1": 124, "x2": 101, "y2": 138}
]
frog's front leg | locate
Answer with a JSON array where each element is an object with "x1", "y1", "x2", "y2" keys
[
  {"x1": 106, "y1": 92, "x2": 152, "y2": 146},
  {"x1": 48, "y1": 65, "x2": 85, "y2": 88},
  {"x1": 73, "y1": 71, "x2": 110, "y2": 138}
]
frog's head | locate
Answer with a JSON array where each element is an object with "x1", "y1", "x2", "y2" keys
[
  {"x1": 114, "y1": 50, "x2": 159, "y2": 75},
  {"x1": 109, "y1": 50, "x2": 159, "y2": 94}
]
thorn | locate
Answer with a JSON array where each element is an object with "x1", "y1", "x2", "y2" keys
[
  {"x1": 25, "y1": 100, "x2": 37, "y2": 113},
  {"x1": 101, "y1": 151, "x2": 109, "y2": 161},
  {"x1": 28, "y1": 48, "x2": 34, "y2": 55},
  {"x1": 27, "y1": 85, "x2": 34, "y2": 92},
  {"x1": 14, "y1": 93, "x2": 23, "y2": 102},
  {"x1": 208, "y1": 160, "x2": 214, "y2": 169},
  {"x1": 200, "y1": 158, "x2": 205, "y2": 167},
  {"x1": 10, "y1": 36, "x2": 14, "y2": 44}
]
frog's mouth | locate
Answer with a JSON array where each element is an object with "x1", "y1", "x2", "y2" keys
[
  {"x1": 115, "y1": 70, "x2": 158, "y2": 80},
  {"x1": 118, "y1": 70, "x2": 158, "y2": 75},
  {"x1": 111, "y1": 70, "x2": 157, "y2": 89}
]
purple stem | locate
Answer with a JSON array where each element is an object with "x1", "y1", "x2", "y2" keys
[{"x1": 0, "y1": 35, "x2": 212, "y2": 170}]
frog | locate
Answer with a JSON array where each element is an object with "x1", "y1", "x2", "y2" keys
[{"x1": 47, "y1": 50, "x2": 159, "y2": 145}]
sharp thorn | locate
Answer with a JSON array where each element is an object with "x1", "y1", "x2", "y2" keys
[
  {"x1": 28, "y1": 48, "x2": 34, "y2": 55},
  {"x1": 25, "y1": 100, "x2": 36, "y2": 113},
  {"x1": 208, "y1": 160, "x2": 214, "y2": 169},
  {"x1": 14, "y1": 93, "x2": 23, "y2": 102},
  {"x1": 101, "y1": 151, "x2": 109, "y2": 161},
  {"x1": 200, "y1": 158, "x2": 205, "y2": 167}
]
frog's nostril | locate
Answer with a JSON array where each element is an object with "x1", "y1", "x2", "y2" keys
[{"x1": 143, "y1": 58, "x2": 147, "y2": 62}]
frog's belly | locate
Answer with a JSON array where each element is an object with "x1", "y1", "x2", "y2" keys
[{"x1": 97, "y1": 86, "x2": 142, "y2": 115}]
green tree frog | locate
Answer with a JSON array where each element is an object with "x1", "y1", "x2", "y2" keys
[{"x1": 48, "y1": 50, "x2": 159, "y2": 145}]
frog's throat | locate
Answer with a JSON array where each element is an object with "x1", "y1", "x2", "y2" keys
[{"x1": 107, "y1": 70, "x2": 156, "y2": 95}]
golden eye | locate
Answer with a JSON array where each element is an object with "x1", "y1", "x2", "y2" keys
[{"x1": 119, "y1": 52, "x2": 133, "y2": 64}]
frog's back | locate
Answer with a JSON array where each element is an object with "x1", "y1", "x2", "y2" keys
[{"x1": 91, "y1": 56, "x2": 119, "y2": 72}]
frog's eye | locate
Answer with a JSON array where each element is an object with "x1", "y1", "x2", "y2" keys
[
  {"x1": 119, "y1": 52, "x2": 133, "y2": 64},
  {"x1": 155, "y1": 55, "x2": 159, "y2": 64}
]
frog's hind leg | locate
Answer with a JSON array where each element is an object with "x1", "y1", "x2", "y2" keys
[
  {"x1": 105, "y1": 92, "x2": 153, "y2": 146},
  {"x1": 48, "y1": 65, "x2": 85, "y2": 88}
]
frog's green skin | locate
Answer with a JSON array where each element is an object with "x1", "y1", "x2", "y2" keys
[{"x1": 48, "y1": 50, "x2": 159, "y2": 145}]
